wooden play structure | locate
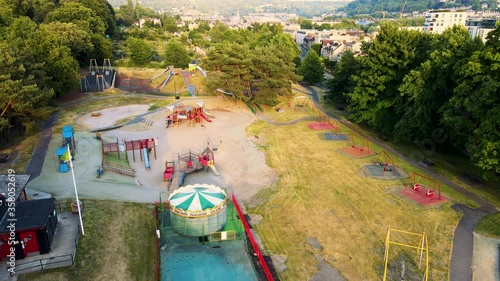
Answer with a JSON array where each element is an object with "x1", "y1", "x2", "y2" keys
[
  {"x1": 291, "y1": 96, "x2": 313, "y2": 110},
  {"x1": 374, "y1": 150, "x2": 397, "y2": 176},
  {"x1": 407, "y1": 172, "x2": 442, "y2": 200},
  {"x1": 166, "y1": 102, "x2": 212, "y2": 128},
  {"x1": 383, "y1": 228, "x2": 429, "y2": 281},
  {"x1": 177, "y1": 146, "x2": 220, "y2": 186}
]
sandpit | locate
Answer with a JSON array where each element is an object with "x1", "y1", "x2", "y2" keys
[
  {"x1": 28, "y1": 99, "x2": 277, "y2": 203},
  {"x1": 78, "y1": 104, "x2": 151, "y2": 130}
]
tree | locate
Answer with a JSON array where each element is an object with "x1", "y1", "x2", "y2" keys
[
  {"x1": 311, "y1": 43, "x2": 322, "y2": 56},
  {"x1": 164, "y1": 39, "x2": 191, "y2": 68},
  {"x1": 0, "y1": 41, "x2": 54, "y2": 138},
  {"x1": 326, "y1": 51, "x2": 361, "y2": 103},
  {"x1": 127, "y1": 37, "x2": 152, "y2": 66},
  {"x1": 298, "y1": 49, "x2": 324, "y2": 84},
  {"x1": 347, "y1": 23, "x2": 432, "y2": 134},
  {"x1": 441, "y1": 25, "x2": 500, "y2": 178},
  {"x1": 394, "y1": 26, "x2": 478, "y2": 142},
  {"x1": 40, "y1": 22, "x2": 93, "y2": 63}
]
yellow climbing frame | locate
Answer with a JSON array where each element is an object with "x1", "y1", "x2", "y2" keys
[{"x1": 383, "y1": 228, "x2": 429, "y2": 281}]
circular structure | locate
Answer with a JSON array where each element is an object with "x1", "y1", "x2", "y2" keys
[{"x1": 168, "y1": 184, "x2": 227, "y2": 236}]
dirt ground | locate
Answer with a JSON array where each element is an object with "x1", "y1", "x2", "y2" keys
[
  {"x1": 27, "y1": 99, "x2": 277, "y2": 204},
  {"x1": 115, "y1": 73, "x2": 155, "y2": 92},
  {"x1": 472, "y1": 233, "x2": 500, "y2": 281}
]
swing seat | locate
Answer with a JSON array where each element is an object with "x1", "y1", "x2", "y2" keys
[
  {"x1": 413, "y1": 184, "x2": 421, "y2": 190},
  {"x1": 187, "y1": 161, "x2": 193, "y2": 168},
  {"x1": 426, "y1": 190, "x2": 434, "y2": 197}
]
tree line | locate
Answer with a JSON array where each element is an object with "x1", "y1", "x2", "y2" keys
[
  {"x1": 327, "y1": 23, "x2": 500, "y2": 179},
  {"x1": 0, "y1": 0, "x2": 116, "y2": 140}
]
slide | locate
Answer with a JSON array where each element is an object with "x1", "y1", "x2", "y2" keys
[
  {"x1": 142, "y1": 148, "x2": 151, "y2": 171},
  {"x1": 196, "y1": 66, "x2": 207, "y2": 77},
  {"x1": 216, "y1": 88, "x2": 233, "y2": 96},
  {"x1": 208, "y1": 165, "x2": 220, "y2": 176},
  {"x1": 200, "y1": 112, "x2": 212, "y2": 122},
  {"x1": 158, "y1": 70, "x2": 173, "y2": 90}
]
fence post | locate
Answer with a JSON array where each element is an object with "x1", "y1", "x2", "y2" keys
[{"x1": 40, "y1": 259, "x2": 44, "y2": 270}]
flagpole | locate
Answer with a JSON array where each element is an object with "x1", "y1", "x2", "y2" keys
[{"x1": 67, "y1": 145, "x2": 85, "y2": 235}]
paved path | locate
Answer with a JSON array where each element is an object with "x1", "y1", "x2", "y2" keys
[
  {"x1": 293, "y1": 83, "x2": 499, "y2": 281},
  {"x1": 24, "y1": 114, "x2": 58, "y2": 178}
]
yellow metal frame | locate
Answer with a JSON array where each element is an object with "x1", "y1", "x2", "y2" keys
[{"x1": 383, "y1": 228, "x2": 429, "y2": 281}]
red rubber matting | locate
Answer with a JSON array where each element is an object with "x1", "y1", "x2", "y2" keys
[
  {"x1": 400, "y1": 188, "x2": 447, "y2": 206},
  {"x1": 307, "y1": 122, "x2": 337, "y2": 130},
  {"x1": 338, "y1": 146, "x2": 376, "y2": 158}
]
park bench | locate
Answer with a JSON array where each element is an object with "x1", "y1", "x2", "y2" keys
[
  {"x1": 0, "y1": 154, "x2": 10, "y2": 163},
  {"x1": 91, "y1": 112, "x2": 101, "y2": 117},
  {"x1": 423, "y1": 157, "x2": 435, "y2": 166}
]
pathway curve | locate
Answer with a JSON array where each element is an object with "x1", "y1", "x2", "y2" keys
[{"x1": 285, "y1": 83, "x2": 498, "y2": 281}]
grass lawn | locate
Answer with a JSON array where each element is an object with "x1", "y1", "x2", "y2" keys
[
  {"x1": 189, "y1": 74, "x2": 207, "y2": 95},
  {"x1": 246, "y1": 120, "x2": 469, "y2": 281},
  {"x1": 104, "y1": 151, "x2": 131, "y2": 168},
  {"x1": 260, "y1": 95, "x2": 317, "y2": 123},
  {"x1": 160, "y1": 74, "x2": 186, "y2": 94},
  {"x1": 475, "y1": 213, "x2": 500, "y2": 238},
  {"x1": 150, "y1": 71, "x2": 170, "y2": 89},
  {"x1": 313, "y1": 86, "x2": 349, "y2": 119},
  {"x1": 18, "y1": 200, "x2": 156, "y2": 281},
  {"x1": 116, "y1": 67, "x2": 166, "y2": 79},
  {"x1": 0, "y1": 134, "x2": 40, "y2": 174}
]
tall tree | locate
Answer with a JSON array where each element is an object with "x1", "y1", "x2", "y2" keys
[
  {"x1": 127, "y1": 37, "x2": 152, "y2": 66},
  {"x1": 164, "y1": 39, "x2": 191, "y2": 68},
  {"x1": 326, "y1": 51, "x2": 361, "y2": 104},
  {"x1": 298, "y1": 49, "x2": 324, "y2": 84},
  {"x1": 394, "y1": 26, "x2": 479, "y2": 142},
  {"x1": 348, "y1": 24, "x2": 432, "y2": 134},
  {"x1": 441, "y1": 25, "x2": 500, "y2": 178}
]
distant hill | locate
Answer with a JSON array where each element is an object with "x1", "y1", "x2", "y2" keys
[
  {"x1": 340, "y1": 0, "x2": 498, "y2": 16},
  {"x1": 108, "y1": 0, "x2": 349, "y2": 17}
]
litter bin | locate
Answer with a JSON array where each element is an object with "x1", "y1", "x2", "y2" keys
[
  {"x1": 71, "y1": 200, "x2": 84, "y2": 214},
  {"x1": 175, "y1": 94, "x2": 180, "y2": 100}
]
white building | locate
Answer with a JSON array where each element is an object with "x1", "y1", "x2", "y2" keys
[
  {"x1": 423, "y1": 9, "x2": 467, "y2": 33},
  {"x1": 465, "y1": 18, "x2": 497, "y2": 42}
]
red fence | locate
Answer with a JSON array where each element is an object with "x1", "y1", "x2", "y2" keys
[{"x1": 231, "y1": 194, "x2": 274, "y2": 281}]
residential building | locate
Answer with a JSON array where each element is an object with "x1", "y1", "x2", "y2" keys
[
  {"x1": 465, "y1": 18, "x2": 497, "y2": 42},
  {"x1": 423, "y1": 9, "x2": 467, "y2": 33}
]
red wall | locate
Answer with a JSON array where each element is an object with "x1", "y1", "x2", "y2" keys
[{"x1": 20, "y1": 230, "x2": 39, "y2": 256}]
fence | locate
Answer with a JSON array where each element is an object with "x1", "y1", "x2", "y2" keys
[
  {"x1": 231, "y1": 194, "x2": 274, "y2": 281},
  {"x1": 11, "y1": 224, "x2": 80, "y2": 276}
]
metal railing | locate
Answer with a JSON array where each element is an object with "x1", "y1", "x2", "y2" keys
[{"x1": 11, "y1": 220, "x2": 81, "y2": 276}]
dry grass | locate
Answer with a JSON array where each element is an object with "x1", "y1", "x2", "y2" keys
[
  {"x1": 116, "y1": 67, "x2": 166, "y2": 79},
  {"x1": 246, "y1": 120, "x2": 472, "y2": 281},
  {"x1": 261, "y1": 95, "x2": 317, "y2": 123},
  {"x1": 18, "y1": 201, "x2": 156, "y2": 281},
  {"x1": 0, "y1": 134, "x2": 39, "y2": 174},
  {"x1": 189, "y1": 74, "x2": 207, "y2": 95},
  {"x1": 160, "y1": 74, "x2": 186, "y2": 94}
]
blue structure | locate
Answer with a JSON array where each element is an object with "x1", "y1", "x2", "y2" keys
[
  {"x1": 62, "y1": 126, "x2": 76, "y2": 150},
  {"x1": 142, "y1": 147, "x2": 150, "y2": 171},
  {"x1": 55, "y1": 147, "x2": 69, "y2": 173}
]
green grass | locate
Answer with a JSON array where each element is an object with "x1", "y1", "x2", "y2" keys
[
  {"x1": 18, "y1": 201, "x2": 156, "y2": 281},
  {"x1": 476, "y1": 213, "x2": 500, "y2": 238},
  {"x1": 246, "y1": 120, "x2": 470, "y2": 281},
  {"x1": 261, "y1": 95, "x2": 317, "y2": 123},
  {"x1": 160, "y1": 74, "x2": 186, "y2": 94},
  {"x1": 116, "y1": 67, "x2": 166, "y2": 79},
  {"x1": 0, "y1": 134, "x2": 39, "y2": 174},
  {"x1": 189, "y1": 74, "x2": 207, "y2": 95},
  {"x1": 104, "y1": 151, "x2": 131, "y2": 168},
  {"x1": 314, "y1": 86, "x2": 349, "y2": 119}
]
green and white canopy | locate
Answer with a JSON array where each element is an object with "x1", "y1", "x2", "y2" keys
[{"x1": 169, "y1": 184, "x2": 226, "y2": 212}]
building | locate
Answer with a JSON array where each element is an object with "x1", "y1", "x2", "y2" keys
[
  {"x1": 0, "y1": 198, "x2": 58, "y2": 260},
  {"x1": 0, "y1": 175, "x2": 30, "y2": 205},
  {"x1": 465, "y1": 18, "x2": 497, "y2": 42},
  {"x1": 423, "y1": 9, "x2": 467, "y2": 33}
]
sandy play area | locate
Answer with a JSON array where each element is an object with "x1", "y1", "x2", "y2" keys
[{"x1": 27, "y1": 99, "x2": 277, "y2": 203}]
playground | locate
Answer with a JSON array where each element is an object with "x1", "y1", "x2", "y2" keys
[{"x1": 26, "y1": 98, "x2": 277, "y2": 203}]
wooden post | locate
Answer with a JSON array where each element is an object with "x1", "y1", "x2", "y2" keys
[
  {"x1": 139, "y1": 141, "x2": 143, "y2": 162},
  {"x1": 153, "y1": 144, "x2": 157, "y2": 160},
  {"x1": 100, "y1": 138, "x2": 104, "y2": 164},
  {"x1": 124, "y1": 139, "x2": 129, "y2": 162},
  {"x1": 116, "y1": 138, "x2": 120, "y2": 159}
]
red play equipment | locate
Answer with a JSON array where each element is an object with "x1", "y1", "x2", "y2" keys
[
  {"x1": 166, "y1": 102, "x2": 212, "y2": 128},
  {"x1": 407, "y1": 172, "x2": 442, "y2": 200},
  {"x1": 163, "y1": 161, "x2": 175, "y2": 182},
  {"x1": 374, "y1": 150, "x2": 397, "y2": 176}
]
